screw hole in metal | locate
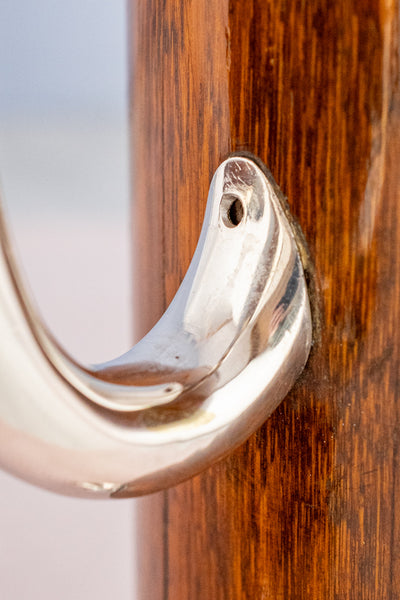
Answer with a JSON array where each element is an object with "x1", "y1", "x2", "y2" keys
[{"x1": 220, "y1": 195, "x2": 244, "y2": 228}]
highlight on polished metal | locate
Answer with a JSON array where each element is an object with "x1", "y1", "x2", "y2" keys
[{"x1": 0, "y1": 156, "x2": 312, "y2": 498}]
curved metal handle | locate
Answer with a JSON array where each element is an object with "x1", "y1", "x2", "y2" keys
[{"x1": 0, "y1": 156, "x2": 311, "y2": 498}]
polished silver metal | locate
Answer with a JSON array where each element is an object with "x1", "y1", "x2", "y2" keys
[{"x1": 0, "y1": 156, "x2": 312, "y2": 498}]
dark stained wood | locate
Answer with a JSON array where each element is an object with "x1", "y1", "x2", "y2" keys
[{"x1": 130, "y1": 0, "x2": 400, "y2": 598}]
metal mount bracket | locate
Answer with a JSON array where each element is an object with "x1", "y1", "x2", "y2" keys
[{"x1": 0, "y1": 156, "x2": 312, "y2": 497}]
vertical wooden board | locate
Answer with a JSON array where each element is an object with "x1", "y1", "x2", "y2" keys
[{"x1": 131, "y1": 0, "x2": 400, "y2": 598}]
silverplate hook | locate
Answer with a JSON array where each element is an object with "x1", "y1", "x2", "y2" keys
[{"x1": 0, "y1": 156, "x2": 312, "y2": 497}]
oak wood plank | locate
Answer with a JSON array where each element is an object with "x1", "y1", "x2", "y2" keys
[{"x1": 132, "y1": 1, "x2": 400, "y2": 597}]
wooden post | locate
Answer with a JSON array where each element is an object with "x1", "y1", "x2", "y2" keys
[{"x1": 130, "y1": 1, "x2": 400, "y2": 597}]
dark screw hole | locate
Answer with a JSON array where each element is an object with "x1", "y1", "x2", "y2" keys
[
  {"x1": 220, "y1": 195, "x2": 244, "y2": 228},
  {"x1": 227, "y1": 198, "x2": 244, "y2": 226}
]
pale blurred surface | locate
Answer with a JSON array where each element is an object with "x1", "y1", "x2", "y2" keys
[{"x1": 0, "y1": 2, "x2": 135, "y2": 599}]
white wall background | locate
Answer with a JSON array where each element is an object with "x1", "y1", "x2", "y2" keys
[{"x1": 0, "y1": 2, "x2": 135, "y2": 598}]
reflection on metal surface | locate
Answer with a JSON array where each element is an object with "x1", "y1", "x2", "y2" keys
[{"x1": 0, "y1": 156, "x2": 312, "y2": 498}]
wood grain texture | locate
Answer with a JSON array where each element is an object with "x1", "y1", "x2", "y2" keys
[{"x1": 130, "y1": 0, "x2": 400, "y2": 598}]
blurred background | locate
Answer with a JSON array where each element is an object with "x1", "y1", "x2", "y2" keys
[{"x1": 0, "y1": 1, "x2": 134, "y2": 598}]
